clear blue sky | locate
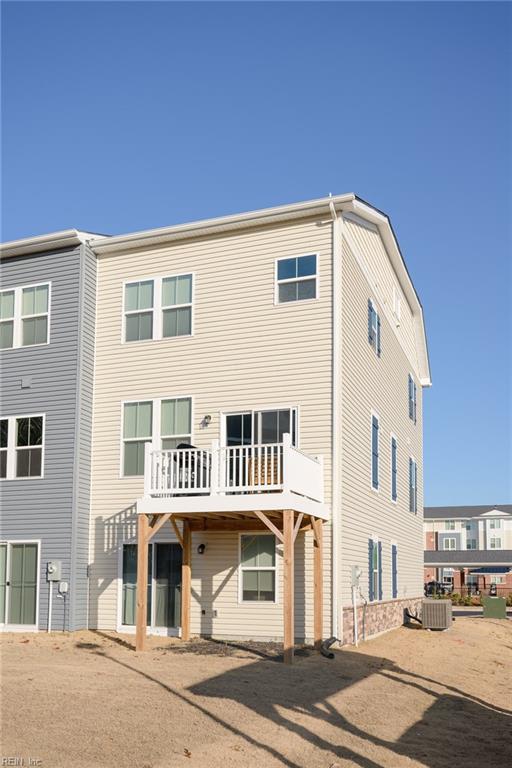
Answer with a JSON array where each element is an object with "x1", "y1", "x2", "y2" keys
[{"x1": 2, "y1": 1, "x2": 511, "y2": 505}]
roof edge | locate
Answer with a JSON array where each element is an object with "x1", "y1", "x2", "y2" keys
[{"x1": 0, "y1": 229, "x2": 103, "y2": 260}]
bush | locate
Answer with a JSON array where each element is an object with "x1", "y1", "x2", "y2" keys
[{"x1": 506, "y1": 594, "x2": 512, "y2": 607}]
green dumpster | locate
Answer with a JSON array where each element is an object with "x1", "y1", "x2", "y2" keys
[{"x1": 481, "y1": 595, "x2": 507, "y2": 619}]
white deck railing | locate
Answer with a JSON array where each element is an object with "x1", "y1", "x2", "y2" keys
[{"x1": 144, "y1": 434, "x2": 324, "y2": 503}]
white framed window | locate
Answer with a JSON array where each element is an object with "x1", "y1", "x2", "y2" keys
[
  {"x1": 466, "y1": 538, "x2": 477, "y2": 550},
  {"x1": 390, "y1": 435, "x2": 398, "y2": 502},
  {"x1": 239, "y1": 534, "x2": 276, "y2": 602},
  {"x1": 489, "y1": 519, "x2": 501, "y2": 529},
  {"x1": 123, "y1": 274, "x2": 193, "y2": 343},
  {"x1": 275, "y1": 254, "x2": 318, "y2": 304},
  {"x1": 490, "y1": 537, "x2": 502, "y2": 549},
  {"x1": 443, "y1": 538, "x2": 456, "y2": 550},
  {"x1": 445, "y1": 520, "x2": 455, "y2": 531},
  {"x1": 369, "y1": 537, "x2": 382, "y2": 601},
  {"x1": 122, "y1": 397, "x2": 192, "y2": 476},
  {"x1": 490, "y1": 576, "x2": 504, "y2": 585},
  {"x1": 0, "y1": 414, "x2": 45, "y2": 480},
  {"x1": 371, "y1": 414, "x2": 379, "y2": 490},
  {"x1": 0, "y1": 283, "x2": 50, "y2": 350},
  {"x1": 368, "y1": 299, "x2": 381, "y2": 356},
  {"x1": 442, "y1": 568, "x2": 454, "y2": 585}
]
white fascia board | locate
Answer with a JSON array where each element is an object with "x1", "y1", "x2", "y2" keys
[
  {"x1": 0, "y1": 229, "x2": 104, "y2": 259},
  {"x1": 137, "y1": 492, "x2": 330, "y2": 520}
]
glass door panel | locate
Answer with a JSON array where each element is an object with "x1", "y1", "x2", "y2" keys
[
  {"x1": 154, "y1": 543, "x2": 182, "y2": 628},
  {"x1": 0, "y1": 544, "x2": 6, "y2": 623},
  {"x1": 122, "y1": 544, "x2": 152, "y2": 625},
  {"x1": 8, "y1": 543, "x2": 37, "y2": 625}
]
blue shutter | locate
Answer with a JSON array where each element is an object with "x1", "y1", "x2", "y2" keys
[
  {"x1": 377, "y1": 314, "x2": 381, "y2": 356},
  {"x1": 368, "y1": 299, "x2": 373, "y2": 343},
  {"x1": 392, "y1": 545, "x2": 398, "y2": 598},
  {"x1": 372, "y1": 416, "x2": 379, "y2": 489},
  {"x1": 409, "y1": 458, "x2": 413, "y2": 512},
  {"x1": 413, "y1": 383, "x2": 417, "y2": 424},
  {"x1": 368, "y1": 539, "x2": 374, "y2": 601},
  {"x1": 378, "y1": 541, "x2": 383, "y2": 600}
]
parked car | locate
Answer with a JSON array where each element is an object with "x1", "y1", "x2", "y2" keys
[{"x1": 424, "y1": 580, "x2": 447, "y2": 596}]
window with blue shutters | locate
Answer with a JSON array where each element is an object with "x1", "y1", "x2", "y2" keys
[
  {"x1": 391, "y1": 545, "x2": 398, "y2": 598},
  {"x1": 391, "y1": 436, "x2": 398, "y2": 502},
  {"x1": 371, "y1": 415, "x2": 379, "y2": 490},
  {"x1": 368, "y1": 538, "x2": 381, "y2": 601},
  {"x1": 408, "y1": 374, "x2": 417, "y2": 423},
  {"x1": 368, "y1": 299, "x2": 381, "y2": 356},
  {"x1": 409, "y1": 458, "x2": 417, "y2": 513},
  {"x1": 378, "y1": 541, "x2": 383, "y2": 600}
]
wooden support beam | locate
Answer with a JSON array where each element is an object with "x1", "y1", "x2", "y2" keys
[
  {"x1": 135, "y1": 513, "x2": 149, "y2": 652},
  {"x1": 146, "y1": 512, "x2": 172, "y2": 542},
  {"x1": 293, "y1": 513, "x2": 304, "y2": 542},
  {"x1": 170, "y1": 516, "x2": 184, "y2": 548},
  {"x1": 254, "y1": 510, "x2": 284, "y2": 543},
  {"x1": 283, "y1": 509, "x2": 294, "y2": 665},
  {"x1": 181, "y1": 521, "x2": 191, "y2": 642},
  {"x1": 312, "y1": 517, "x2": 323, "y2": 651}
]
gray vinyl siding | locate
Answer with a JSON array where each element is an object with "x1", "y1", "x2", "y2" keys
[
  {"x1": 438, "y1": 532, "x2": 461, "y2": 551},
  {"x1": 0, "y1": 245, "x2": 95, "y2": 630}
]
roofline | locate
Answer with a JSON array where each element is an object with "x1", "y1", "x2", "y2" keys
[
  {"x1": 0, "y1": 229, "x2": 104, "y2": 260},
  {"x1": 88, "y1": 193, "x2": 431, "y2": 385}
]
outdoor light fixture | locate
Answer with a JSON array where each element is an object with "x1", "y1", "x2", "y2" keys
[
  {"x1": 197, "y1": 543, "x2": 206, "y2": 555},
  {"x1": 203, "y1": 415, "x2": 212, "y2": 426}
]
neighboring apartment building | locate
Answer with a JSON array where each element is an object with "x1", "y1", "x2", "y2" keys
[
  {"x1": 87, "y1": 193, "x2": 431, "y2": 651},
  {"x1": 0, "y1": 231, "x2": 97, "y2": 631},
  {"x1": 424, "y1": 505, "x2": 512, "y2": 590}
]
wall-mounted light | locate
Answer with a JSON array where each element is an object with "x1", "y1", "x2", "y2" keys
[
  {"x1": 203, "y1": 415, "x2": 212, "y2": 427},
  {"x1": 197, "y1": 543, "x2": 206, "y2": 555}
]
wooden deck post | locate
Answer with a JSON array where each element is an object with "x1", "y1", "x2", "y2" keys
[
  {"x1": 312, "y1": 518, "x2": 323, "y2": 650},
  {"x1": 283, "y1": 509, "x2": 294, "y2": 664},
  {"x1": 135, "y1": 513, "x2": 149, "y2": 652},
  {"x1": 181, "y1": 520, "x2": 191, "y2": 641}
]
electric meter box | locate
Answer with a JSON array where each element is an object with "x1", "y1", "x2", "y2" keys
[{"x1": 46, "y1": 561, "x2": 62, "y2": 581}]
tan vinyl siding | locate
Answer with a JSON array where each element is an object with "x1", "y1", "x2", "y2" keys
[
  {"x1": 340, "y1": 234, "x2": 424, "y2": 607},
  {"x1": 89, "y1": 218, "x2": 333, "y2": 640}
]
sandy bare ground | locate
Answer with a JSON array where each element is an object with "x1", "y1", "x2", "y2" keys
[{"x1": 1, "y1": 618, "x2": 510, "y2": 768}]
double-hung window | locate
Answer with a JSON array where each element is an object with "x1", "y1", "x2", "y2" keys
[
  {"x1": 409, "y1": 457, "x2": 417, "y2": 513},
  {"x1": 391, "y1": 544, "x2": 398, "y2": 599},
  {"x1": 490, "y1": 537, "x2": 502, "y2": 549},
  {"x1": 445, "y1": 520, "x2": 455, "y2": 531},
  {"x1": 368, "y1": 299, "x2": 381, "y2": 356},
  {"x1": 0, "y1": 415, "x2": 45, "y2": 479},
  {"x1": 466, "y1": 539, "x2": 477, "y2": 550},
  {"x1": 391, "y1": 436, "x2": 398, "y2": 502},
  {"x1": 0, "y1": 283, "x2": 50, "y2": 349},
  {"x1": 368, "y1": 538, "x2": 382, "y2": 601},
  {"x1": 276, "y1": 254, "x2": 317, "y2": 303},
  {"x1": 489, "y1": 519, "x2": 501, "y2": 529},
  {"x1": 408, "y1": 374, "x2": 417, "y2": 423},
  {"x1": 371, "y1": 415, "x2": 379, "y2": 490},
  {"x1": 124, "y1": 274, "x2": 193, "y2": 342},
  {"x1": 122, "y1": 397, "x2": 192, "y2": 476},
  {"x1": 443, "y1": 538, "x2": 456, "y2": 550},
  {"x1": 240, "y1": 534, "x2": 276, "y2": 601}
]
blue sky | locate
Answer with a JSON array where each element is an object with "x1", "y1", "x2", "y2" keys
[{"x1": 1, "y1": 2, "x2": 510, "y2": 505}]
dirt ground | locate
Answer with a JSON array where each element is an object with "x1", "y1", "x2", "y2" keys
[{"x1": 1, "y1": 618, "x2": 510, "y2": 768}]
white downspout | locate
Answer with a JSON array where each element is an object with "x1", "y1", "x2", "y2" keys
[{"x1": 330, "y1": 200, "x2": 343, "y2": 642}]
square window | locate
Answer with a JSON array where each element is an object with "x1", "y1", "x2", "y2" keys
[{"x1": 276, "y1": 255, "x2": 318, "y2": 304}]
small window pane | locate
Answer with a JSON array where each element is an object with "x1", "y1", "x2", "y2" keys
[
  {"x1": 162, "y1": 277, "x2": 177, "y2": 307},
  {"x1": 277, "y1": 258, "x2": 297, "y2": 281},
  {"x1": 124, "y1": 402, "x2": 152, "y2": 439},
  {"x1": 161, "y1": 437, "x2": 185, "y2": 450},
  {"x1": 175, "y1": 398, "x2": 191, "y2": 435},
  {"x1": 261, "y1": 411, "x2": 278, "y2": 444},
  {"x1": 278, "y1": 283, "x2": 297, "y2": 303},
  {"x1": 297, "y1": 254, "x2": 316, "y2": 277},
  {"x1": 161, "y1": 398, "x2": 191, "y2": 437},
  {"x1": 29, "y1": 417, "x2": 43, "y2": 446},
  {"x1": 0, "y1": 451, "x2": 6, "y2": 479},
  {"x1": 297, "y1": 279, "x2": 316, "y2": 301},
  {"x1": 16, "y1": 447, "x2": 42, "y2": 477},
  {"x1": 258, "y1": 570, "x2": 275, "y2": 600},
  {"x1": 0, "y1": 321, "x2": 14, "y2": 349},
  {"x1": 242, "y1": 570, "x2": 258, "y2": 599},
  {"x1": 16, "y1": 418, "x2": 29, "y2": 447},
  {"x1": 125, "y1": 312, "x2": 153, "y2": 342},
  {"x1": 176, "y1": 275, "x2": 192, "y2": 304},
  {"x1": 0, "y1": 420, "x2": 7, "y2": 449},
  {"x1": 125, "y1": 281, "x2": 153, "y2": 311},
  {"x1": 22, "y1": 316, "x2": 48, "y2": 346},
  {"x1": 0, "y1": 291, "x2": 14, "y2": 319},
  {"x1": 163, "y1": 307, "x2": 191, "y2": 337},
  {"x1": 257, "y1": 537, "x2": 275, "y2": 567},
  {"x1": 124, "y1": 441, "x2": 145, "y2": 476},
  {"x1": 22, "y1": 287, "x2": 35, "y2": 316},
  {"x1": 241, "y1": 536, "x2": 259, "y2": 567}
]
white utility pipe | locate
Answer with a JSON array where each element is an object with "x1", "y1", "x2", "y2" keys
[
  {"x1": 352, "y1": 586, "x2": 359, "y2": 646},
  {"x1": 47, "y1": 581, "x2": 52, "y2": 633}
]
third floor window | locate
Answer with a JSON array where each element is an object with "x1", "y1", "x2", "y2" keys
[
  {"x1": 0, "y1": 283, "x2": 50, "y2": 350},
  {"x1": 124, "y1": 274, "x2": 193, "y2": 343}
]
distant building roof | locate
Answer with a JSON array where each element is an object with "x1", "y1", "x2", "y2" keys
[
  {"x1": 424, "y1": 505, "x2": 512, "y2": 520},
  {"x1": 424, "y1": 549, "x2": 512, "y2": 567}
]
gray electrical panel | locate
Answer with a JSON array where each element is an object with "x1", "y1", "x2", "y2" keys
[{"x1": 46, "y1": 561, "x2": 62, "y2": 581}]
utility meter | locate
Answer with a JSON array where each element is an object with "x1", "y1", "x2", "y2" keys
[
  {"x1": 46, "y1": 561, "x2": 62, "y2": 581},
  {"x1": 58, "y1": 581, "x2": 69, "y2": 595},
  {"x1": 351, "y1": 565, "x2": 362, "y2": 588}
]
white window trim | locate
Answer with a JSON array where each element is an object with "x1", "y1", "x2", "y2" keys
[
  {"x1": 370, "y1": 535, "x2": 380, "y2": 603},
  {"x1": 274, "y1": 253, "x2": 320, "y2": 306},
  {"x1": 445, "y1": 520, "x2": 456, "y2": 531},
  {"x1": 489, "y1": 519, "x2": 501, "y2": 529},
  {"x1": 119, "y1": 396, "x2": 194, "y2": 478},
  {"x1": 443, "y1": 538, "x2": 456, "y2": 551},
  {"x1": 489, "y1": 538, "x2": 502, "y2": 550},
  {"x1": 0, "y1": 539, "x2": 41, "y2": 632},
  {"x1": 0, "y1": 413, "x2": 45, "y2": 481},
  {"x1": 370, "y1": 411, "x2": 380, "y2": 493},
  {"x1": 220, "y1": 405, "x2": 300, "y2": 448},
  {"x1": 238, "y1": 532, "x2": 278, "y2": 605},
  {"x1": 121, "y1": 273, "x2": 195, "y2": 344},
  {"x1": 466, "y1": 539, "x2": 477, "y2": 550},
  {"x1": 390, "y1": 433, "x2": 398, "y2": 504},
  {"x1": 0, "y1": 282, "x2": 51, "y2": 350}
]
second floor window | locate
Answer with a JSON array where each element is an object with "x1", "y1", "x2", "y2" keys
[
  {"x1": 489, "y1": 519, "x2": 501, "y2": 529},
  {"x1": 408, "y1": 374, "x2": 417, "y2": 423},
  {"x1": 0, "y1": 414, "x2": 44, "y2": 479},
  {"x1": 368, "y1": 299, "x2": 381, "y2": 356},
  {"x1": 124, "y1": 274, "x2": 193, "y2": 343},
  {"x1": 443, "y1": 538, "x2": 456, "y2": 550},
  {"x1": 0, "y1": 283, "x2": 50, "y2": 350},
  {"x1": 466, "y1": 539, "x2": 477, "y2": 550},
  {"x1": 409, "y1": 458, "x2": 417, "y2": 513},
  {"x1": 490, "y1": 537, "x2": 502, "y2": 549},
  {"x1": 276, "y1": 254, "x2": 317, "y2": 303},
  {"x1": 371, "y1": 415, "x2": 379, "y2": 490}
]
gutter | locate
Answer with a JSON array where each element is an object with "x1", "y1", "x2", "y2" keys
[{"x1": 0, "y1": 229, "x2": 103, "y2": 260}]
